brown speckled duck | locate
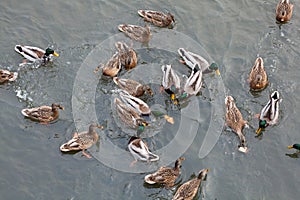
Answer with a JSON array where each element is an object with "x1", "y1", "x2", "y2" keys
[
  {"x1": 248, "y1": 57, "x2": 268, "y2": 91},
  {"x1": 118, "y1": 24, "x2": 151, "y2": 43},
  {"x1": 138, "y1": 10, "x2": 175, "y2": 28},
  {"x1": 0, "y1": 69, "x2": 18, "y2": 84},
  {"x1": 113, "y1": 77, "x2": 153, "y2": 97},
  {"x1": 276, "y1": 0, "x2": 293, "y2": 22},
  {"x1": 115, "y1": 42, "x2": 137, "y2": 70}
]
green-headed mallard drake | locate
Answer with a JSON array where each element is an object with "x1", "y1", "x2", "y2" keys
[
  {"x1": 21, "y1": 103, "x2": 64, "y2": 123},
  {"x1": 256, "y1": 91, "x2": 280, "y2": 135},
  {"x1": 15, "y1": 45, "x2": 59, "y2": 63},
  {"x1": 113, "y1": 77, "x2": 153, "y2": 97},
  {"x1": 60, "y1": 123, "x2": 103, "y2": 158},
  {"x1": 161, "y1": 64, "x2": 181, "y2": 101},
  {"x1": 225, "y1": 96, "x2": 248, "y2": 153},
  {"x1": 138, "y1": 10, "x2": 175, "y2": 28},
  {"x1": 178, "y1": 48, "x2": 220, "y2": 75},
  {"x1": 248, "y1": 57, "x2": 268, "y2": 91},
  {"x1": 114, "y1": 98, "x2": 148, "y2": 131},
  {"x1": 128, "y1": 136, "x2": 159, "y2": 162},
  {"x1": 0, "y1": 69, "x2": 18, "y2": 84},
  {"x1": 288, "y1": 144, "x2": 300, "y2": 151},
  {"x1": 101, "y1": 52, "x2": 121, "y2": 77},
  {"x1": 183, "y1": 64, "x2": 203, "y2": 97},
  {"x1": 115, "y1": 42, "x2": 137, "y2": 70},
  {"x1": 118, "y1": 24, "x2": 151, "y2": 43},
  {"x1": 119, "y1": 90, "x2": 151, "y2": 115},
  {"x1": 144, "y1": 157, "x2": 185, "y2": 187},
  {"x1": 276, "y1": 0, "x2": 293, "y2": 22},
  {"x1": 172, "y1": 168, "x2": 209, "y2": 200}
]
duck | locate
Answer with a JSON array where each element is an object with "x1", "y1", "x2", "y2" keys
[
  {"x1": 225, "y1": 96, "x2": 248, "y2": 153},
  {"x1": 276, "y1": 0, "x2": 294, "y2": 22},
  {"x1": 114, "y1": 98, "x2": 148, "y2": 131},
  {"x1": 178, "y1": 48, "x2": 220, "y2": 75},
  {"x1": 115, "y1": 42, "x2": 137, "y2": 70},
  {"x1": 161, "y1": 64, "x2": 181, "y2": 101},
  {"x1": 128, "y1": 136, "x2": 159, "y2": 162},
  {"x1": 101, "y1": 52, "x2": 122, "y2": 77},
  {"x1": 288, "y1": 144, "x2": 300, "y2": 151},
  {"x1": 256, "y1": 91, "x2": 280, "y2": 135},
  {"x1": 119, "y1": 90, "x2": 151, "y2": 115},
  {"x1": 248, "y1": 57, "x2": 268, "y2": 91},
  {"x1": 172, "y1": 168, "x2": 209, "y2": 200},
  {"x1": 14, "y1": 45, "x2": 59, "y2": 63},
  {"x1": 183, "y1": 64, "x2": 203, "y2": 97},
  {"x1": 113, "y1": 77, "x2": 153, "y2": 97},
  {"x1": 0, "y1": 69, "x2": 18, "y2": 84},
  {"x1": 118, "y1": 24, "x2": 151, "y2": 43},
  {"x1": 138, "y1": 10, "x2": 175, "y2": 28},
  {"x1": 60, "y1": 123, "x2": 103, "y2": 158},
  {"x1": 144, "y1": 157, "x2": 185, "y2": 187},
  {"x1": 21, "y1": 103, "x2": 64, "y2": 123}
]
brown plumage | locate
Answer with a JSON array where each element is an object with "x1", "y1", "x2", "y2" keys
[
  {"x1": 115, "y1": 42, "x2": 137, "y2": 69},
  {"x1": 276, "y1": 0, "x2": 294, "y2": 22},
  {"x1": 0, "y1": 69, "x2": 18, "y2": 83},
  {"x1": 172, "y1": 168, "x2": 209, "y2": 200},
  {"x1": 248, "y1": 57, "x2": 268, "y2": 91},
  {"x1": 144, "y1": 157, "x2": 185, "y2": 187},
  {"x1": 138, "y1": 10, "x2": 175, "y2": 28},
  {"x1": 225, "y1": 96, "x2": 248, "y2": 153},
  {"x1": 21, "y1": 103, "x2": 64, "y2": 123},
  {"x1": 113, "y1": 77, "x2": 152, "y2": 97},
  {"x1": 118, "y1": 24, "x2": 151, "y2": 43},
  {"x1": 101, "y1": 52, "x2": 121, "y2": 77}
]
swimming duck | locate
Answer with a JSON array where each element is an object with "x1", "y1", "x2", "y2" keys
[
  {"x1": 14, "y1": 45, "x2": 59, "y2": 63},
  {"x1": 21, "y1": 103, "x2": 64, "y2": 123},
  {"x1": 113, "y1": 77, "x2": 153, "y2": 97},
  {"x1": 60, "y1": 123, "x2": 102, "y2": 158},
  {"x1": 225, "y1": 96, "x2": 248, "y2": 153},
  {"x1": 128, "y1": 136, "x2": 159, "y2": 162},
  {"x1": 256, "y1": 91, "x2": 280, "y2": 135},
  {"x1": 248, "y1": 57, "x2": 268, "y2": 91},
  {"x1": 172, "y1": 168, "x2": 209, "y2": 200},
  {"x1": 119, "y1": 90, "x2": 151, "y2": 115},
  {"x1": 144, "y1": 157, "x2": 185, "y2": 187},
  {"x1": 0, "y1": 69, "x2": 18, "y2": 84},
  {"x1": 138, "y1": 10, "x2": 175, "y2": 28},
  {"x1": 118, "y1": 24, "x2": 151, "y2": 43},
  {"x1": 114, "y1": 98, "x2": 148, "y2": 130},
  {"x1": 288, "y1": 144, "x2": 300, "y2": 151},
  {"x1": 161, "y1": 64, "x2": 181, "y2": 101},
  {"x1": 276, "y1": 0, "x2": 293, "y2": 22},
  {"x1": 183, "y1": 64, "x2": 203, "y2": 96},
  {"x1": 101, "y1": 52, "x2": 122, "y2": 77},
  {"x1": 178, "y1": 48, "x2": 220, "y2": 75},
  {"x1": 115, "y1": 42, "x2": 137, "y2": 69}
]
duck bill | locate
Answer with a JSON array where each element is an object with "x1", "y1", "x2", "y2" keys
[
  {"x1": 287, "y1": 146, "x2": 293, "y2": 149},
  {"x1": 53, "y1": 51, "x2": 59, "y2": 57},
  {"x1": 256, "y1": 127, "x2": 262, "y2": 135},
  {"x1": 215, "y1": 69, "x2": 220, "y2": 76}
]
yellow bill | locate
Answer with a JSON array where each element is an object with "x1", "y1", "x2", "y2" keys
[
  {"x1": 53, "y1": 51, "x2": 59, "y2": 57},
  {"x1": 287, "y1": 145, "x2": 293, "y2": 149},
  {"x1": 256, "y1": 127, "x2": 262, "y2": 135},
  {"x1": 215, "y1": 69, "x2": 220, "y2": 76}
]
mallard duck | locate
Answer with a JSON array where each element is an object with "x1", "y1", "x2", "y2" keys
[
  {"x1": 225, "y1": 96, "x2": 248, "y2": 153},
  {"x1": 114, "y1": 98, "x2": 148, "y2": 130},
  {"x1": 128, "y1": 136, "x2": 159, "y2": 162},
  {"x1": 118, "y1": 24, "x2": 151, "y2": 43},
  {"x1": 183, "y1": 64, "x2": 203, "y2": 96},
  {"x1": 60, "y1": 123, "x2": 102, "y2": 158},
  {"x1": 101, "y1": 52, "x2": 122, "y2": 77},
  {"x1": 172, "y1": 168, "x2": 209, "y2": 200},
  {"x1": 256, "y1": 91, "x2": 280, "y2": 135},
  {"x1": 144, "y1": 157, "x2": 185, "y2": 187},
  {"x1": 138, "y1": 10, "x2": 175, "y2": 28},
  {"x1": 21, "y1": 103, "x2": 64, "y2": 123},
  {"x1": 0, "y1": 69, "x2": 18, "y2": 83},
  {"x1": 276, "y1": 0, "x2": 294, "y2": 22},
  {"x1": 178, "y1": 48, "x2": 220, "y2": 75},
  {"x1": 15, "y1": 45, "x2": 59, "y2": 63},
  {"x1": 119, "y1": 90, "x2": 151, "y2": 115},
  {"x1": 115, "y1": 42, "x2": 137, "y2": 69},
  {"x1": 161, "y1": 64, "x2": 181, "y2": 101},
  {"x1": 248, "y1": 57, "x2": 268, "y2": 91},
  {"x1": 113, "y1": 77, "x2": 153, "y2": 97},
  {"x1": 288, "y1": 144, "x2": 300, "y2": 151}
]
